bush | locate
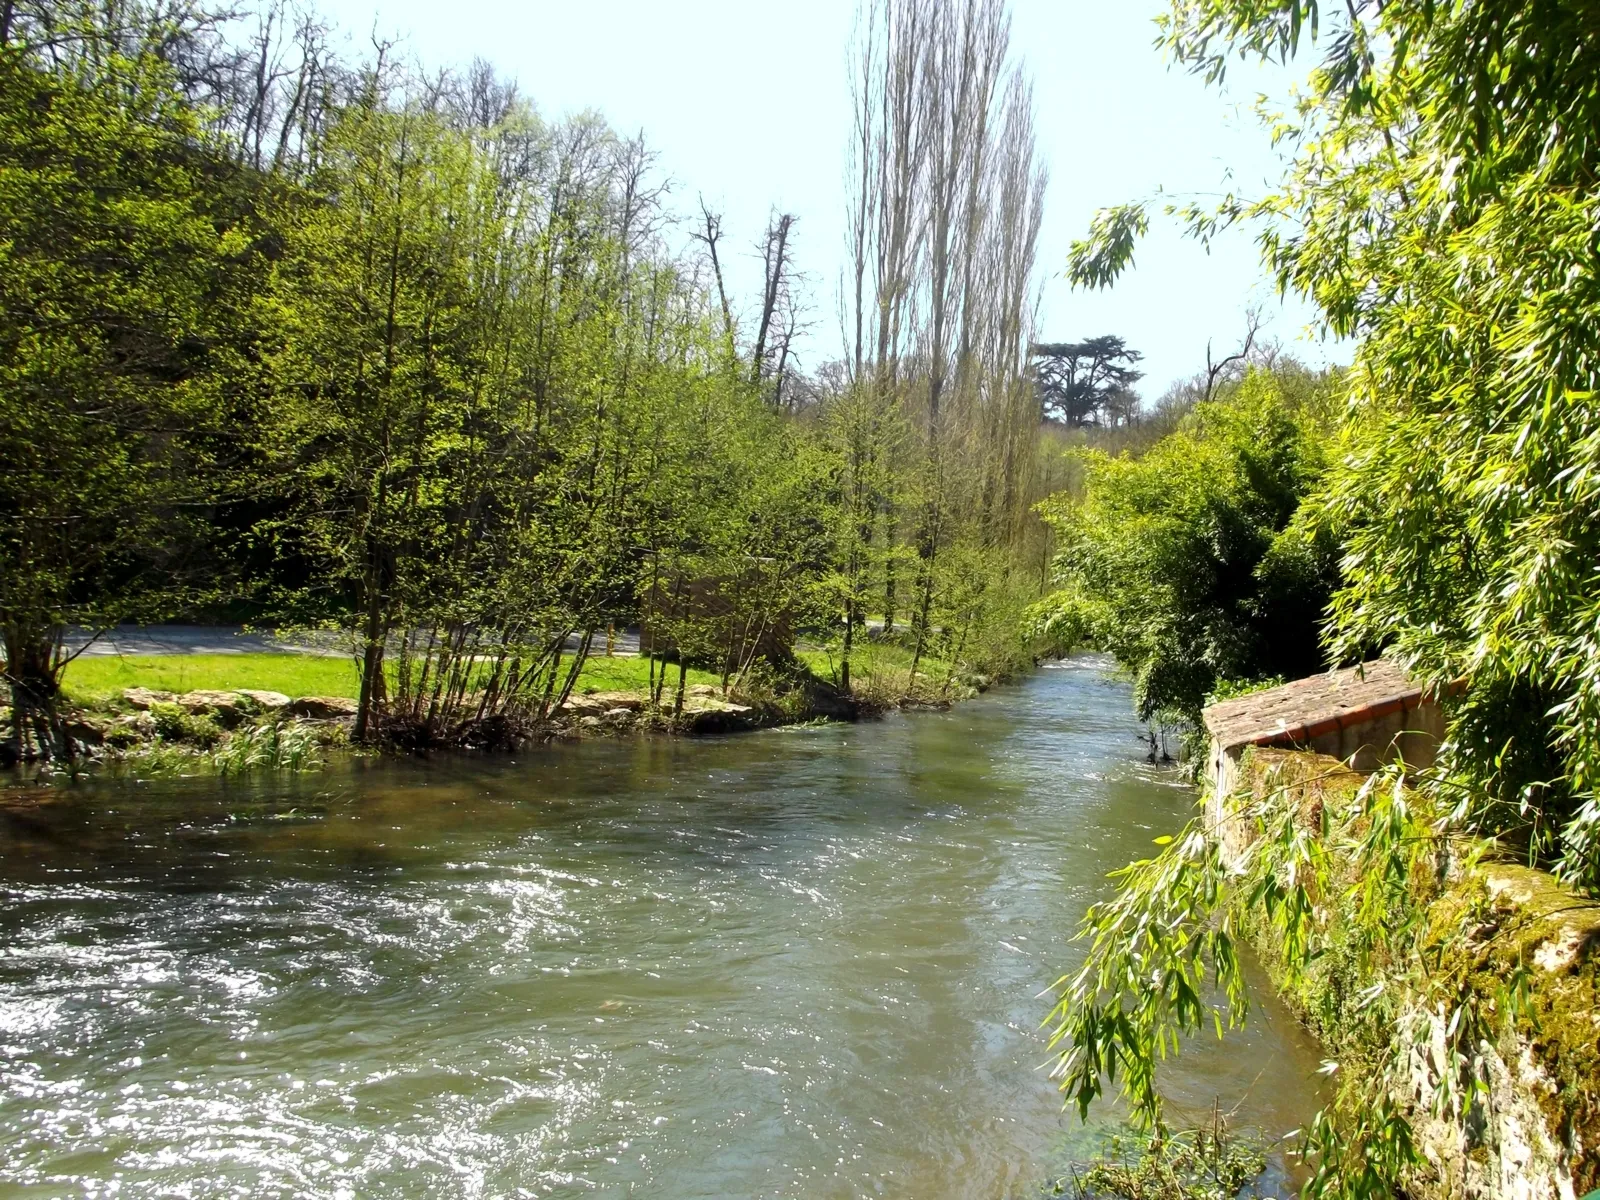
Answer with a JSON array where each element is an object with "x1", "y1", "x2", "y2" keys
[
  {"x1": 148, "y1": 703, "x2": 222, "y2": 748},
  {"x1": 103, "y1": 725, "x2": 142, "y2": 751},
  {"x1": 1033, "y1": 366, "x2": 1341, "y2": 725},
  {"x1": 1048, "y1": 1118, "x2": 1269, "y2": 1200}
]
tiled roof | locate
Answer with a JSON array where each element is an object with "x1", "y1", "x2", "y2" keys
[{"x1": 1202, "y1": 659, "x2": 1426, "y2": 752}]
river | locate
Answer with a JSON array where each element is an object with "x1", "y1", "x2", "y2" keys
[{"x1": 0, "y1": 657, "x2": 1322, "y2": 1198}]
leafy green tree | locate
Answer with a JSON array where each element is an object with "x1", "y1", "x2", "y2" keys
[
  {"x1": 818, "y1": 374, "x2": 907, "y2": 694},
  {"x1": 266, "y1": 95, "x2": 730, "y2": 742},
  {"x1": 1032, "y1": 367, "x2": 1340, "y2": 725},
  {"x1": 1031, "y1": 336, "x2": 1144, "y2": 427},
  {"x1": 1071, "y1": 0, "x2": 1600, "y2": 884},
  {"x1": 263, "y1": 96, "x2": 484, "y2": 738},
  {"x1": 0, "y1": 43, "x2": 246, "y2": 760}
]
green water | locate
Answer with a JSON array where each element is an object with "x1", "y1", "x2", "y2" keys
[{"x1": 0, "y1": 657, "x2": 1321, "y2": 1197}]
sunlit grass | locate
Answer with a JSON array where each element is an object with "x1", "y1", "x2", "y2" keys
[
  {"x1": 64, "y1": 653, "x2": 360, "y2": 703},
  {"x1": 798, "y1": 641, "x2": 955, "y2": 698},
  {"x1": 573, "y1": 655, "x2": 722, "y2": 694},
  {"x1": 62, "y1": 651, "x2": 723, "y2": 705}
]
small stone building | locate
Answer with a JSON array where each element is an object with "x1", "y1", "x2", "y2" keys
[
  {"x1": 1203, "y1": 659, "x2": 1445, "y2": 802},
  {"x1": 638, "y1": 570, "x2": 794, "y2": 670}
]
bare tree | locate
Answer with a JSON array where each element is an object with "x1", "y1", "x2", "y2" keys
[
  {"x1": 976, "y1": 74, "x2": 1047, "y2": 544},
  {"x1": 903, "y1": 0, "x2": 1013, "y2": 680},
  {"x1": 0, "y1": 0, "x2": 345, "y2": 166},
  {"x1": 691, "y1": 195, "x2": 737, "y2": 360},
  {"x1": 1203, "y1": 306, "x2": 1265, "y2": 401},
  {"x1": 751, "y1": 211, "x2": 799, "y2": 396},
  {"x1": 771, "y1": 300, "x2": 802, "y2": 411},
  {"x1": 833, "y1": 0, "x2": 934, "y2": 684},
  {"x1": 835, "y1": 0, "x2": 1046, "y2": 692}
]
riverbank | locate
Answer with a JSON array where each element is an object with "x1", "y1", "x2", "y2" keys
[
  {"x1": 1225, "y1": 748, "x2": 1600, "y2": 1200},
  {"x1": 5, "y1": 637, "x2": 1014, "y2": 779}
]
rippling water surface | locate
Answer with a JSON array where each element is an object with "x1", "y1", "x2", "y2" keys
[{"x1": 0, "y1": 658, "x2": 1320, "y2": 1197}]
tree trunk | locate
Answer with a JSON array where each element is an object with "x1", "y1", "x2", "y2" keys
[
  {"x1": 2, "y1": 622, "x2": 68, "y2": 763},
  {"x1": 907, "y1": 538, "x2": 937, "y2": 698},
  {"x1": 882, "y1": 505, "x2": 898, "y2": 633},
  {"x1": 841, "y1": 600, "x2": 856, "y2": 694},
  {"x1": 751, "y1": 213, "x2": 795, "y2": 389},
  {"x1": 354, "y1": 535, "x2": 388, "y2": 743},
  {"x1": 942, "y1": 616, "x2": 971, "y2": 696},
  {"x1": 550, "y1": 629, "x2": 592, "y2": 717}
]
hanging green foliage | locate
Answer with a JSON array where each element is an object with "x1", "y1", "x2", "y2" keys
[{"x1": 1069, "y1": 0, "x2": 1600, "y2": 883}]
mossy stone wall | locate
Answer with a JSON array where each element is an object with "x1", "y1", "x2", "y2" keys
[{"x1": 1230, "y1": 750, "x2": 1599, "y2": 1200}]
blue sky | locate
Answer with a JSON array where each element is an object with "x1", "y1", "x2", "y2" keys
[{"x1": 319, "y1": 0, "x2": 1341, "y2": 398}]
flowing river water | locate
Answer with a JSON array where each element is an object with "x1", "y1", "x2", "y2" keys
[{"x1": 0, "y1": 657, "x2": 1322, "y2": 1198}]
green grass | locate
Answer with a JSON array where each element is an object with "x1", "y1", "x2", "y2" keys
[
  {"x1": 62, "y1": 651, "x2": 723, "y2": 706},
  {"x1": 64, "y1": 654, "x2": 361, "y2": 703},
  {"x1": 798, "y1": 642, "x2": 956, "y2": 696},
  {"x1": 572, "y1": 655, "x2": 722, "y2": 694}
]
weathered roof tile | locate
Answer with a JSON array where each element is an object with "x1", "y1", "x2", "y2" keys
[{"x1": 1203, "y1": 659, "x2": 1424, "y2": 752}]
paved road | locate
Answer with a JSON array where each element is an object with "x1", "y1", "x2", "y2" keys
[
  {"x1": 65, "y1": 626, "x2": 642, "y2": 657},
  {"x1": 66, "y1": 626, "x2": 340, "y2": 657}
]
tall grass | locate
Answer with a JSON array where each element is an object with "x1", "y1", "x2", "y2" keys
[
  {"x1": 211, "y1": 721, "x2": 325, "y2": 775},
  {"x1": 108, "y1": 717, "x2": 329, "y2": 776}
]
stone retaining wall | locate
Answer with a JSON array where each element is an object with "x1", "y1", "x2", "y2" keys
[{"x1": 1228, "y1": 749, "x2": 1599, "y2": 1200}]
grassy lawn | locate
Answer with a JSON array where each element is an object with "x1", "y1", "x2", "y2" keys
[
  {"x1": 62, "y1": 651, "x2": 723, "y2": 705},
  {"x1": 798, "y1": 642, "x2": 955, "y2": 694},
  {"x1": 573, "y1": 655, "x2": 722, "y2": 694},
  {"x1": 64, "y1": 654, "x2": 361, "y2": 703}
]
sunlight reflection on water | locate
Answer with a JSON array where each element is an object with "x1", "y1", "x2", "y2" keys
[{"x1": 0, "y1": 655, "x2": 1321, "y2": 1197}]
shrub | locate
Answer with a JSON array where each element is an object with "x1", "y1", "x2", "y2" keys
[
  {"x1": 148, "y1": 703, "x2": 222, "y2": 748},
  {"x1": 1033, "y1": 367, "x2": 1341, "y2": 727}
]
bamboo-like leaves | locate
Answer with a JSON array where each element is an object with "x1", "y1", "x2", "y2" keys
[{"x1": 1044, "y1": 824, "x2": 1243, "y2": 1130}]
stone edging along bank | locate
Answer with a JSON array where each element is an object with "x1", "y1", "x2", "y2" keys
[
  {"x1": 2, "y1": 671, "x2": 905, "y2": 773},
  {"x1": 1224, "y1": 748, "x2": 1599, "y2": 1200}
]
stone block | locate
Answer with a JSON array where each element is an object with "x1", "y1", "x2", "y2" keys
[
  {"x1": 122, "y1": 687, "x2": 176, "y2": 710},
  {"x1": 586, "y1": 691, "x2": 645, "y2": 712},
  {"x1": 236, "y1": 690, "x2": 292, "y2": 711},
  {"x1": 177, "y1": 690, "x2": 245, "y2": 714}
]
